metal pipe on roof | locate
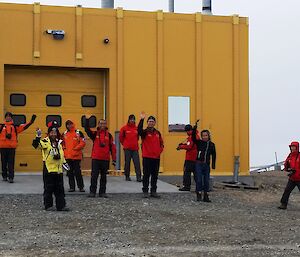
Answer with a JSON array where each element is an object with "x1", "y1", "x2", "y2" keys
[
  {"x1": 169, "y1": 0, "x2": 174, "y2": 12},
  {"x1": 202, "y1": 0, "x2": 212, "y2": 15},
  {"x1": 101, "y1": 0, "x2": 114, "y2": 8}
]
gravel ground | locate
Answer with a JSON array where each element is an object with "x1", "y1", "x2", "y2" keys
[{"x1": 1, "y1": 172, "x2": 300, "y2": 257}]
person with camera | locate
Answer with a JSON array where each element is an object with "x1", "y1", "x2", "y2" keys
[
  {"x1": 138, "y1": 112, "x2": 164, "y2": 198},
  {"x1": 119, "y1": 114, "x2": 142, "y2": 182},
  {"x1": 0, "y1": 112, "x2": 36, "y2": 183},
  {"x1": 84, "y1": 116, "x2": 116, "y2": 198},
  {"x1": 192, "y1": 121, "x2": 216, "y2": 202},
  {"x1": 278, "y1": 141, "x2": 300, "y2": 210},
  {"x1": 62, "y1": 120, "x2": 86, "y2": 192},
  {"x1": 177, "y1": 124, "x2": 198, "y2": 192},
  {"x1": 32, "y1": 125, "x2": 69, "y2": 211}
]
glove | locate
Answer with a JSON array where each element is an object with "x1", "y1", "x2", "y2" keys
[
  {"x1": 212, "y1": 165, "x2": 216, "y2": 170},
  {"x1": 112, "y1": 160, "x2": 116, "y2": 166},
  {"x1": 62, "y1": 163, "x2": 70, "y2": 172},
  {"x1": 176, "y1": 145, "x2": 181, "y2": 151},
  {"x1": 31, "y1": 114, "x2": 37, "y2": 123},
  {"x1": 36, "y1": 128, "x2": 42, "y2": 138}
]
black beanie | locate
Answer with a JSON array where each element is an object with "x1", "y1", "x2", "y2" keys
[
  {"x1": 48, "y1": 126, "x2": 59, "y2": 134},
  {"x1": 147, "y1": 116, "x2": 156, "y2": 122},
  {"x1": 5, "y1": 112, "x2": 12, "y2": 118},
  {"x1": 184, "y1": 124, "x2": 193, "y2": 131},
  {"x1": 128, "y1": 114, "x2": 136, "y2": 122}
]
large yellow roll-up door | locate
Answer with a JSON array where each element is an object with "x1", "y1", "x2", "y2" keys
[{"x1": 4, "y1": 65, "x2": 106, "y2": 172}]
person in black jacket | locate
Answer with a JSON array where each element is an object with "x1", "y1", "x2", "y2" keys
[{"x1": 192, "y1": 124, "x2": 216, "y2": 202}]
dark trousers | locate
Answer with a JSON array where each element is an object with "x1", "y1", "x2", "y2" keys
[
  {"x1": 1, "y1": 148, "x2": 16, "y2": 179},
  {"x1": 44, "y1": 172, "x2": 66, "y2": 210},
  {"x1": 90, "y1": 159, "x2": 109, "y2": 194},
  {"x1": 280, "y1": 179, "x2": 300, "y2": 206},
  {"x1": 124, "y1": 149, "x2": 141, "y2": 179},
  {"x1": 66, "y1": 159, "x2": 84, "y2": 190},
  {"x1": 142, "y1": 157, "x2": 160, "y2": 193},
  {"x1": 195, "y1": 162, "x2": 210, "y2": 192},
  {"x1": 182, "y1": 160, "x2": 196, "y2": 189}
]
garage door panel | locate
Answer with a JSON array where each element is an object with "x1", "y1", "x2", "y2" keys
[{"x1": 4, "y1": 66, "x2": 105, "y2": 172}]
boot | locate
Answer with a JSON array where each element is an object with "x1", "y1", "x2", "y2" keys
[
  {"x1": 57, "y1": 207, "x2": 70, "y2": 211},
  {"x1": 203, "y1": 192, "x2": 211, "y2": 202},
  {"x1": 88, "y1": 192, "x2": 96, "y2": 198},
  {"x1": 196, "y1": 192, "x2": 202, "y2": 202},
  {"x1": 150, "y1": 192, "x2": 160, "y2": 198},
  {"x1": 68, "y1": 189, "x2": 75, "y2": 192},
  {"x1": 99, "y1": 193, "x2": 108, "y2": 198},
  {"x1": 179, "y1": 187, "x2": 190, "y2": 192},
  {"x1": 143, "y1": 192, "x2": 149, "y2": 198},
  {"x1": 125, "y1": 176, "x2": 131, "y2": 181},
  {"x1": 278, "y1": 204, "x2": 287, "y2": 210}
]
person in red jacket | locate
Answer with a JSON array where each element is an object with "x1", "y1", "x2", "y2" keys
[
  {"x1": 62, "y1": 120, "x2": 86, "y2": 192},
  {"x1": 138, "y1": 112, "x2": 164, "y2": 198},
  {"x1": 176, "y1": 124, "x2": 198, "y2": 191},
  {"x1": 278, "y1": 141, "x2": 300, "y2": 209},
  {"x1": 84, "y1": 116, "x2": 116, "y2": 198},
  {"x1": 0, "y1": 112, "x2": 36, "y2": 183},
  {"x1": 119, "y1": 114, "x2": 142, "y2": 182}
]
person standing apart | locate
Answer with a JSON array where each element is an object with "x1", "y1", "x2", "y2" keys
[
  {"x1": 84, "y1": 117, "x2": 116, "y2": 198},
  {"x1": 0, "y1": 112, "x2": 36, "y2": 183},
  {"x1": 62, "y1": 120, "x2": 86, "y2": 192},
  {"x1": 119, "y1": 114, "x2": 142, "y2": 182},
  {"x1": 192, "y1": 123, "x2": 216, "y2": 202},
  {"x1": 278, "y1": 142, "x2": 300, "y2": 210},
  {"x1": 138, "y1": 112, "x2": 164, "y2": 198}
]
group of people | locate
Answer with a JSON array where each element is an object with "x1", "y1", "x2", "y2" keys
[
  {"x1": 0, "y1": 111, "x2": 168, "y2": 211},
  {"x1": 3, "y1": 110, "x2": 299, "y2": 211},
  {"x1": 8, "y1": 111, "x2": 300, "y2": 211}
]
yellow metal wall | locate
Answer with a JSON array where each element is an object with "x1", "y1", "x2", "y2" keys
[{"x1": 0, "y1": 3, "x2": 249, "y2": 175}]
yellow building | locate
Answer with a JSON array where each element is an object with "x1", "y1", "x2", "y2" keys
[{"x1": 0, "y1": 3, "x2": 249, "y2": 176}]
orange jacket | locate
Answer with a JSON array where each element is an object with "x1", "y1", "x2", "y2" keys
[
  {"x1": 62, "y1": 126, "x2": 86, "y2": 160},
  {"x1": 0, "y1": 121, "x2": 33, "y2": 149}
]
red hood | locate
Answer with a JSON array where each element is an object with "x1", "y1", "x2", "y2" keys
[
  {"x1": 127, "y1": 122, "x2": 136, "y2": 127},
  {"x1": 289, "y1": 141, "x2": 299, "y2": 154},
  {"x1": 3, "y1": 121, "x2": 13, "y2": 126},
  {"x1": 66, "y1": 119, "x2": 76, "y2": 132}
]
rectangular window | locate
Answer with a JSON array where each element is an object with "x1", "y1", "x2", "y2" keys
[
  {"x1": 12, "y1": 115, "x2": 26, "y2": 126},
  {"x1": 81, "y1": 115, "x2": 96, "y2": 128},
  {"x1": 46, "y1": 115, "x2": 62, "y2": 127},
  {"x1": 81, "y1": 95, "x2": 96, "y2": 107},
  {"x1": 168, "y1": 96, "x2": 190, "y2": 132},
  {"x1": 46, "y1": 94, "x2": 62, "y2": 107},
  {"x1": 10, "y1": 94, "x2": 26, "y2": 106}
]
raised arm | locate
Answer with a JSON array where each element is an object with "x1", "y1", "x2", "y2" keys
[
  {"x1": 138, "y1": 112, "x2": 147, "y2": 138},
  {"x1": 17, "y1": 114, "x2": 37, "y2": 134},
  {"x1": 84, "y1": 116, "x2": 96, "y2": 141},
  {"x1": 73, "y1": 131, "x2": 86, "y2": 151},
  {"x1": 32, "y1": 128, "x2": 42, "y2": 149}
]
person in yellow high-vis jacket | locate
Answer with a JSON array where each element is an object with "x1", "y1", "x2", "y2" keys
[{"x1": 32, "y1": 125, "x2": 69, "y2": 211}]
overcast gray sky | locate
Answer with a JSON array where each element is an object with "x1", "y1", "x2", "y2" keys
[{"x1": 1, "y1": 0, "x2": 300, "y2": 166}]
